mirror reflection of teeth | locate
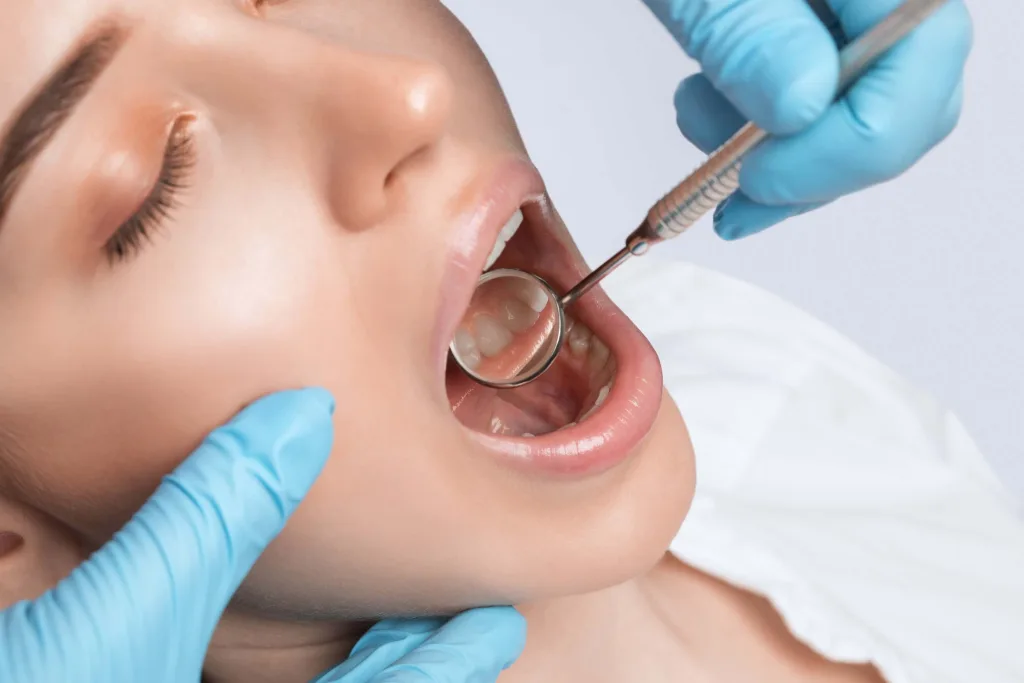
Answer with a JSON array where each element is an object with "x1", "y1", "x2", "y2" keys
[
  {"x1": 511, "y1": 277, "x2": 549, "y2": 313},
  {"x1": 458, "y1": 309, "x2": 612, "y2": 376},
  {"x1": 483, "y1": 209, "x2": 524, "y2": 271},
  {"x1": 473, "y1": 315, "x2": 515, "y2": 357},
  {"x1": 452, "y1": 277, "x2": 549, "y2": 366},
  {"x1": 452, "y1": 328, "x2": 482, "y2": 370}
]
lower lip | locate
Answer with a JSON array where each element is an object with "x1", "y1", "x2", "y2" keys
[{"x1": 442, "y1": 168, "x2": 664, "y2": 477}]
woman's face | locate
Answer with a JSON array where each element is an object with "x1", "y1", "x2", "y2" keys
[{"x1": 0, "y1": 0, "x2": 694, "y2": 618}]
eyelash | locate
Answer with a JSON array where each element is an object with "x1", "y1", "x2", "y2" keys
[{"x1": 104, "y1": 125, "x2": 196, "y2": 264}]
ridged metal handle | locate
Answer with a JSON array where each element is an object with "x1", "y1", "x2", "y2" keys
[
  {"x1": 647, "y1": 124, "x2": 767, "y2": 239},
  {"x1": 638, "y1": 0, "x2": 948, "y2": 243}
]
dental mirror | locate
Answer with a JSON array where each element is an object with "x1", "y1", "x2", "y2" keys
[
  {"x1": 449, "y1": 269, "x2": 565, "y2": 389},
  {"x1": 449, "y1": 236, "x2": 649, "y2": 389}
]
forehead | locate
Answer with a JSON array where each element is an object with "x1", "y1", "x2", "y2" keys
[{"x1": 0, "y1": 0, "x2": 113, "y2": 131}]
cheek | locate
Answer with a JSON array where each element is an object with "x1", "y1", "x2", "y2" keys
[
  {"x1": 3, "y1": 213, "x2": 453, "y2": 547},
  {"x1": 2, "y1": 240, "x2": 351, "y2": 539}
]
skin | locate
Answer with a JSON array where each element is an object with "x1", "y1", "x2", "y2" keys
[{"x1": 0, "y1": 1, "x2": 882, "y2": 681}]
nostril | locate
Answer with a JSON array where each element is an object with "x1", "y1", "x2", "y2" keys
[
  {"x1": 0, "y1": 531, "x2": 24, "y2": 558},
  {"x1": 375, "y1": 64, "x2": 451, "y2": 195},
  {"x1": 322, "y1": 57, "x2": 453, "y2": 231}
]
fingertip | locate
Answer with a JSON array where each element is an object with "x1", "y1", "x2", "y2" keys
[
  {"x1": 713, "y1": 221, "x2": 743, "y2": 241},
  {"x1": 201, "y1": 388, "x2": 337, "y2": 528},
  {"x1": 713, "y1": 194, "x2": 797, "y2": 240},
  {"x1": 371, "y1": 607, "x2": 527, "y2": 682},
  {"x1": 711, "y1": 195, "x2": 735, "y2": 237},
  {"x1": 248, "y1": 387, "x2": 336, "y2": 419},
  {"x1": 303, "y1": 386, "x2": 337, "y2": 416},
  {"x1": 458, "y1": 605, "x2": 527, "y2": 639},
  {"x1": 231, "y1": 388, "x2": 336, "y2": 455},
  {"x1": 436, "y1": 607, "x2": 527, "y2": 667},
  {"x1": 933, "y1": 0, "x2": 974, "y2": 64},
  {"x1": 774, "y1": 52, "x2": 839, "y2": 133},
  {"x1": 714, "y1": 15, "x2": 838, "y2": 135},
  {"x1": 491, "y1": 608, "x2": 529, "y2": 665},
  {"x1": 714, "y1": 217, "x2": 758, "y2": 241},
  {"x1": 674, "y1": 74, "x2": 745, "y2": 153},
  {"x1": 937, "y1": 79, "x2": 965, "y2": 141}
]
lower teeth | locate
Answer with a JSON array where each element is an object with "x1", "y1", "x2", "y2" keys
[{"x1": 577, "y1": 382, "x2": 612, "y2": 423}]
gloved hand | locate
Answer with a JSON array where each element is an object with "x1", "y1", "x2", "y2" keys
[
  {"x1": 0, "y1": 388, "x2": 526, "y2": 682},
  {"x1": 641, "y1": 0, "x2": 972, "y2": 239}
]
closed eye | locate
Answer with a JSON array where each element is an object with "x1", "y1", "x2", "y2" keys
[{"x1": 104, "y1": 119, "x2": 196, "y2": 264}]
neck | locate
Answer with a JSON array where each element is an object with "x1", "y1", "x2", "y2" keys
[
  {"x1": 504, "y1": 562, "x2": 703, "y2": 682},
  {"x1": 203, "y1": 558, "x2": 886, "y2": 683},
  {"x1": 203, "y1": 611, "x2": 372, "y2": 683},
  {"x1": 202, "y1": 556, "x2": 698, "y2": 683}
]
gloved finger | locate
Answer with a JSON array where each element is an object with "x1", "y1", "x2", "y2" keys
[
  {"x1": 315, "y1": 618, "x2": 448, "y2": 682},
  {"x1": 642, "y1": 0, "x2": 839, "y2": 135},
  {"x1": 713, "y1": 192, "x2": 828, "y2": 240},
  {"x1": 674, "y1": 73, "x2": 745, "y2": 154},
  {"x1": 934, "y1": 78, "x2": 966, "y2": 149},
  {"x1": 738, "y1": 0, "x2": 972, "y2": 206},
  {"x1": 806, "y1": 0, "x2": 848, "y2": 47},
  {"x1": 17, "y1": 388, "x2": 336, "y2": 667},
  {"x1": 315, "y1": 608, "x2": 526, "y2": 683},
  {"x1": 371, "y1": 608, "x2": 527, "y2": 683}
]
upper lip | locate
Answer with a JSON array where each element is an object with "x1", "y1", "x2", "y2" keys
[{"x1": 432, "y1": 157, "x2": 557, "y2": 377}]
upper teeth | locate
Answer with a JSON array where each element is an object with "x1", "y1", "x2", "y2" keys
[{"x1": 483, "y1": 209, "x2": 523, "y2": 271}]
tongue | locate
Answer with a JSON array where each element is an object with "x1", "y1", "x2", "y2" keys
[{"x1": 446, "y1": 356, "x2": 587, "y2": 436}]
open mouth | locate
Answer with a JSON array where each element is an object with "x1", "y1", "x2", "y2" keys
[
  {"x1": 437, "y1": 160, "x2": 664, "y2": 476},
  {"x1": 446, "y1": 206, "x2": 617, "y2": 437}
]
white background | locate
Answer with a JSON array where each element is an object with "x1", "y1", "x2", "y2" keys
[{"x1": 443, "y1": 0, "x2": 1024, "y2": 498}]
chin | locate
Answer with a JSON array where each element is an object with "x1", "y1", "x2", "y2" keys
[
  {"x1": 229, "y1": 390, "x2": 693, "y2": 621},
  {"x1": 497, "y1": 391, "x2": 696, "y2": 607}
]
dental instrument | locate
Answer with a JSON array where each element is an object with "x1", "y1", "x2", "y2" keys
[{"x1": 450, "y1": 0, "x2": 949, "y2": 390}]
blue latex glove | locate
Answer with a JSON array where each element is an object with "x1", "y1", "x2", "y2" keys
[
  {"x1": 641, "y1": 0, "x2": 972, "y2": 239},
  {"x1": 0, "y1": 388, "x2": 526, "y2": 682}
]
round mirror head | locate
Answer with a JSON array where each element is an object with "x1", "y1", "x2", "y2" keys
[{"x1": 449, "y1": 269, "x2": 565, "y2": 388}]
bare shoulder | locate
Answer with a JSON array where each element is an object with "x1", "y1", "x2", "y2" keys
[{"x1": 644, "y1": 555, "x2": 886, "y2": 683}]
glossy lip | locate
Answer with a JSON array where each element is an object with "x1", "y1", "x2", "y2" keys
[{"x1": 437, "y1": 157, "x2": 663, "y2": 477}]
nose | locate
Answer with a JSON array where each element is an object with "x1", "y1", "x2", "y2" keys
[
  {"x1": 172, "y1": 12, "x2": 453, "y2": 231},
  {"x1": 318, "y1": 54, "x2": 453, "y2": 230}
]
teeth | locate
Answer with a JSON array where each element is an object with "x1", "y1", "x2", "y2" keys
[
  {"x1": 588, "y1": 337, "x2": 611, "y2": 373},
  {"x1": 568, "y1": 322, "x2": 592, "y2": 357},
  {"x1": 512, "y1": 278, "x2": 550, "y2": 313},
  {"x1": 483, "y1": 209, "x2": 524, "y2": 271},
  {"x1": 452, "y1": 328, "x2": 481, "y2": 370},
  {"x1": 497, "y1": 297, "x2": 541, "y2": 333},
  {"x1": 473, "y1": 315, "x2": 514, "y2": 357},
  {"x1": 578, "y1": 379, "x2": 613, "y2": 423},
  {"x1": 454, "y1": 273, "x2": 544, "y2": 362}
]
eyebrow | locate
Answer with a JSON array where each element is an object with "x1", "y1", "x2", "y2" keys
[{"x1": 0, "y1": 25, "x2": 125, "y2": 229}]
